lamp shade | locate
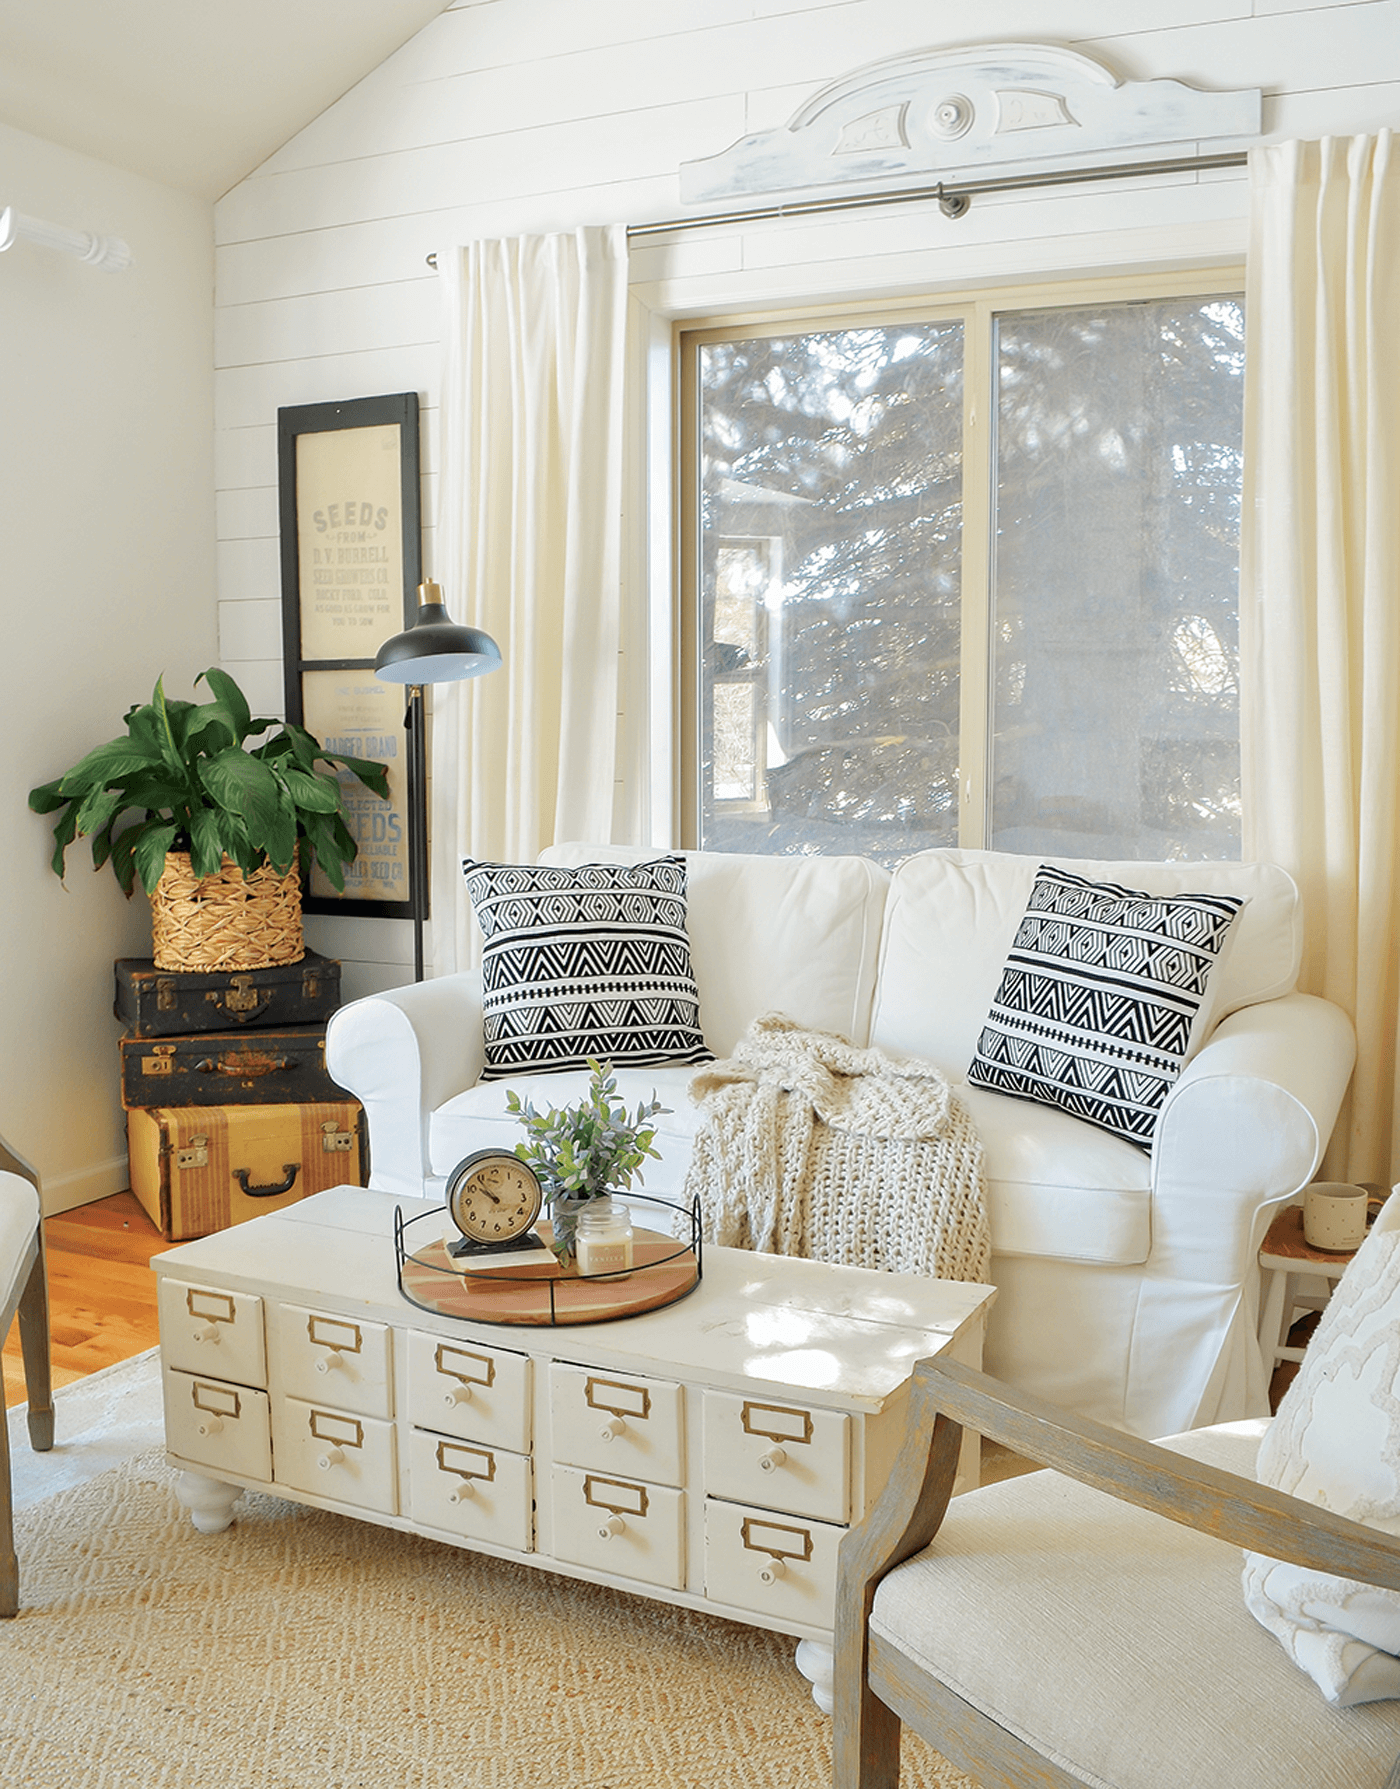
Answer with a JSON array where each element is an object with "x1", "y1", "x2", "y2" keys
[{"x1": 374, "y1": 581, "x2": 502, "y2": 685}]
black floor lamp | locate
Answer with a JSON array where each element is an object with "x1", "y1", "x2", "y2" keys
[{"x1": 374, "y1": 580, "x2": 502, "y2": 982}]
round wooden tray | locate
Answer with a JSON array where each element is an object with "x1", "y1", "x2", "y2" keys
[{"x1": 395, "y1": 1204, "x2": 702, "y2": 1327}]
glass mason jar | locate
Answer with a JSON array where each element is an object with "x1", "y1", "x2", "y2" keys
[{"x1": 575, "y1": 1196, "x2": 635, "y2": 1278}]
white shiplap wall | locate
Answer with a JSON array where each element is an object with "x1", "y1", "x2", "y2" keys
[{"x1": 213, "y1": 0, "x2": 1400, "y2": 997}]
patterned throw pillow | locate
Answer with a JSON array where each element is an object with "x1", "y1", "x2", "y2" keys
[
  {"x1": 462, "y1": 857, "x2": 712, "y2": 1080},
  {"x1": 966, "y1": 864, "x2": 1244, "y2": 1147}
]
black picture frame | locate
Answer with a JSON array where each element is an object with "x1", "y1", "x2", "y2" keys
[{"x1": 277, "y1": 392, "x2": 425, "y2": 921}]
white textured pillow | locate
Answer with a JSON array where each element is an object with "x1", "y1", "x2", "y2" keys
[{"x1": 1243, "y1": 1189, "x2": 1400, "y2": 1705}]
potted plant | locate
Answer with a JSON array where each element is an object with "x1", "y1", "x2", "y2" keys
[
  {"x1": 506, "y1": 1060, "x2": 667, "y2": 1263},
  {"x1": 28, "y1": 666, "x2": 389, "y2": 972}
]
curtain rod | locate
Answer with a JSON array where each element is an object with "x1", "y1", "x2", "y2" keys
[{"x1": 424, "y1": 148, "x2": 1249, "y2": 265}]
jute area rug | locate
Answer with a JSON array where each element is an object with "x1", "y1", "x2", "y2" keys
[{"x1": 3, "y1": 1447, "x2": 977, "y2": 1789}]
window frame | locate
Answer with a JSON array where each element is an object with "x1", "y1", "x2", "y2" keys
[{"x1": 675, "y1": 264, "x2": 1246, "y2": 855}]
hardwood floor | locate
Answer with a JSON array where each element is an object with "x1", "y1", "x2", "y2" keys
[{"x1": 2, "y1": 1192, "x2": 181, "y2": 1409}]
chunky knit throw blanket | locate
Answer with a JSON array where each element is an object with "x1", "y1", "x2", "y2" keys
[{"x1": 683, "y1": 1012, "x2": 990, "y2": 1284}]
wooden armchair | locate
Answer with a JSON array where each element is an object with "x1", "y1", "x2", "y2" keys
[
  {"x1": 0, "y1": 1136, "x2": 53, "y2": 1617},
  {"x1": 834, "y1": 1357, "x2": 1400, "y2": 1789}
]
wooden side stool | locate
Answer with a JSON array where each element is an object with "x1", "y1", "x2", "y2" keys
[{"x1": 1257, "y1": 1202, "x2": 1360, "y2": 1370}]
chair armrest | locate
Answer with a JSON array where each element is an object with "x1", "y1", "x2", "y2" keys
[
  {"x1": 841, "y1": 1356, "x2": 1400, "y2": 1597},
  {"x1": 325, "y1": 973, "x2": 486, "y2": 1200}
]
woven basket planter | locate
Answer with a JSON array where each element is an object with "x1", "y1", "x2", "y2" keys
[{"x1": 150, "y1": 852, "x2": 304, "y2": 973}]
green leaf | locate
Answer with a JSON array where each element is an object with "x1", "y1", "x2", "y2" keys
[
  {"x1": 47, "y1": 803, "x2": 79, "y2": 879},
  {"x1": 56, "y1": 737, "x2": 159, "y2": 799},
  {"x1": 73, "y1": 783, "x2": 127, "y2": 839},
  {"x1": 132, "y1": 821, "x2": 179, "y2": 895},
  {"x1": 110, "y1": 823, "x2": 142, "y2": 897},
  {"x1": 197, "y1": 668, "x2": 252, "y2": 745},
  {"x1": 187, "y1": 807, "x2": 226, "y2": 880},
  {"x1": 280, "y1": 766, "x2": 342, "y2": 814},
  {"x1": 317, "y1": 749, "x2": 390, "y2": 800},
  {"x1": 27, "y1": 778, "x2": 68, "y2": 815},
  {"x1": 197, "y1": 749, "x2": 283, "y2": 841}
]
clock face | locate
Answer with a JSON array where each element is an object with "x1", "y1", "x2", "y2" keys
[{"x1": 446, "y1": 1151, "x2": 543, "y2": 1246}]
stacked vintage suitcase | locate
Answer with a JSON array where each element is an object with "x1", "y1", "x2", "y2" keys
[{"x1": 117, "y1": 951, "x2": 367, "y2": 1239}]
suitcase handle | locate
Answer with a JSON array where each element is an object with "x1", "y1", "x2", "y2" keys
[
  {"x1": 195, "y1": 1055, "x2": 293, "y2": 1075},
  {"x1": 232, "y1": 1163, "x2": 300, "y2": 1199}
]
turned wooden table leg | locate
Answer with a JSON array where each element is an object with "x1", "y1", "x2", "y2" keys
[
  {"x1": 795, "y1": 1637, "x2": 835, "y2": 1710},
  {"x1": 174, "y1": 1471, "x2": 242, "y2": 1534}
]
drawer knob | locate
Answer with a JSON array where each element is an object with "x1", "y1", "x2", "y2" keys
[
  {"x1": 192, "y1": 1323, "x2": 221, "y2": 1345},
  {"x1": 448, "y1": 1482, "x2": 476, "y2": 1504},
  {"x1": 318, "y1": 1448, "x2": 345, "y2": 1471},
  {"x1": 196, "y1": 1415, "x2": 224, "y2": 1437},
  {"x1": 759, "y1": 1557, "x2": 787, "y2": 1584},
  {"x1": 315, "y1": 1351, "x2": 342, "y2": 1374},
  {"x1": 599, "y1": 1416, "x2": 627, "y2": 1441},
  {"x1": 443, "y1": 1384, "x2": 473, "y2": 1406},
  {"x1": 759, "y1": 1446, "x2": 787, "y2": 1472},
  {"x1": 597, "y1": 1513, "x2": 627, "y2": 1539}
]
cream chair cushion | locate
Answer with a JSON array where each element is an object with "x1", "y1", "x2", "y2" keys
[{"x1": 870, "y1": 1422, "x2": 1400, "y2": 1789}]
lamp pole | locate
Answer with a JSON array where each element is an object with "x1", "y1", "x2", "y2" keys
[{"x1": 374, "y1": 581, "x2": 502, "y2": 982}]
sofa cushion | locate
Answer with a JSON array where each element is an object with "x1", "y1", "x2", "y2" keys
[
  {"x1": 462, "y1": 857, "x2": 711, "y2": 1080},
  {"x1": 542, "y1": 844, "x2": 891, "y2": 1056},
  {"x1": 870, "y1": 849, "x2": 1301, "y2": 1080},
  {"x1": 960, "y1": 1084, "x2": 1152, "y2": 1264},
  {"x1": 966, "y1": 865, "x2": 1244, "y2": 1148},
  {"x1": 432, "y1": 1068, "x2": 1150, "y2": 1268}
]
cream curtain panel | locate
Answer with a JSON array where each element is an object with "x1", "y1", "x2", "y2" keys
[
  {"x1": 430, "y1": 225, "x2": 629, "y2": 975},
  {"x1": 1242, "y1": 132, "x2": 1400, "y2": 1184}
]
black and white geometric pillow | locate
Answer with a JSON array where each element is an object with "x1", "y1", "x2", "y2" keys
[
  {"x1": 967, "y1": 864, "x2": 1245, "y2": 1148},
  {"x1": 462, "y1": 856, "x2": 713, "y2": 1080}
]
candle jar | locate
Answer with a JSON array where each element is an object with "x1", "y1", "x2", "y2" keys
[{"x1": 575, "y1": 1197, "x2": 634, "y2": 1278}]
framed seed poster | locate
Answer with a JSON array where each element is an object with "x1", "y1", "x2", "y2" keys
[{"x1": 277, "y1": 391, "x2": 425, "y2": 920}]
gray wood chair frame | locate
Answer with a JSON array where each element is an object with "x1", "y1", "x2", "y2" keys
[
  {"x1": 0, "y1": 1136, "x2": 53, "y2": 1617},
  {"x1": 833, "y1": 1355, "x2": 1400, "y2": 1789}
]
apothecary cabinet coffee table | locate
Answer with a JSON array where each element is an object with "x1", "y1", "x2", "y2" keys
[{"x1": 154, "y1": 1186, "x2": 995, "y2": 1707}]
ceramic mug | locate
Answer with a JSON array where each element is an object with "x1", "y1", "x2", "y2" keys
[{"x1": 1303, "y1": 1182, "x2": 1370, "y2": 1253}]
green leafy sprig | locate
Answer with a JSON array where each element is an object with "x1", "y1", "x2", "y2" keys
[
  {"x1": 506, "y1": 1059, "x2": 668, "y2": 1205},
  {"x1": 28, "y1": 667, "x2": 390, "y2": 896}
]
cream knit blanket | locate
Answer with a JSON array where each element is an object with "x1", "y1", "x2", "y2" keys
[{"x1": 683, "y1": 1012, "x2": 990, "y2": 1284}]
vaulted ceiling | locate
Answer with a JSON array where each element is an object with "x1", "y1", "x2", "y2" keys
[{"x1": 0, "y1": 0, "x2": 452, "y2": 199}]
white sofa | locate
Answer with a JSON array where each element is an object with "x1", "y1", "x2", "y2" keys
[{"x1": 325, "y1": 843, "x2": 1355, "y2": 1441}]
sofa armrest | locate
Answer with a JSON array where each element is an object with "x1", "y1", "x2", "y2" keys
[
  {"x1": 1153, "y1": 992, "x2": 1357, "y2": 1212},
  {"x1": 325, "y1": 973, "x2": 486, "y2": 1199}
]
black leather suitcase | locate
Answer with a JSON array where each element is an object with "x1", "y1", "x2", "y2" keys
[
  {"x1": 119, "y1": 1024, "x2": 345, "y2": 1108},
  {"x1": 113, "y1": 952, "x2": 341, "y2": 1039}
]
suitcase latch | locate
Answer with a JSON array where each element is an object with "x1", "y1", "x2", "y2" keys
[
  {"x1": 142, "y1": 1045, "x2": 176, "y2": 1077},
  {"x1": 156, "y1": 977, "x2": 178, "y2": 1012},
  {"x1": 175, "y1": 1135, "x2": 210, "y2": 1170},
  {"x1": 321, "y1": 1122, "x2": 355, "y2": 1153},
  {"x1": 302, "y1": 969, "x2": 321, "y2": 1001},
  {"x1": 206, "y1": 975, "x2": 270, "y2": 1020}
]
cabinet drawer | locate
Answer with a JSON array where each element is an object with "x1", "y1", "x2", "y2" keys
[
  {"x1": 275, "y1": 1304, "x2": 393, "y2": 1418},
  {"x1": 703, "y1": 1498, "x2": 843, "y2": 1627},
  {"x1": 407, "y1": 1428, "x2": 533, "y2": 1553},
  {"x1": 274, "y1": 1397, "x2": 398, "y2": 1513},
  {"x1": 703, "y1": 1390, "x2": 850, "y2": 1522},
  {"x1": 158, "y1": 1279, "x2": 266, "y2": 1387},
  {"x1": 405, "y1": 1332, "x2": 531, "y2": 1454},
  {"x1": 163, "y1": 1367, "x2": 271, "y2": 1481},
  {"x1": 549, "y1": 1362, "x2": 684, "y2": 1486},
  {"x1": 550, "y1": 1464, "x2": 685, "y2": 1590}
]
